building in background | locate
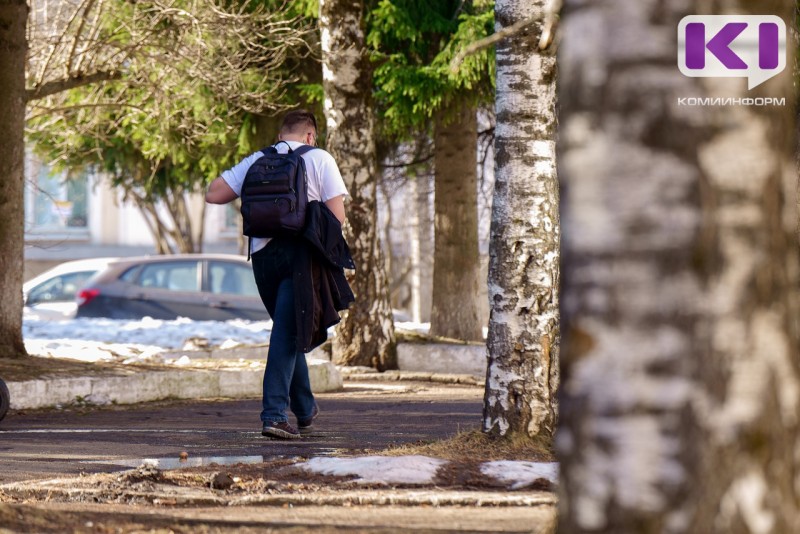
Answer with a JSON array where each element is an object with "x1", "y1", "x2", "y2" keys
[{"x1": 23, "y1": 152, "x2": 239, "y2": 280}]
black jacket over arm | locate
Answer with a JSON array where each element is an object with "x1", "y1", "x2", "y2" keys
[{"x1": 293, "y1": 201, "x2": 356, "y2": 353}]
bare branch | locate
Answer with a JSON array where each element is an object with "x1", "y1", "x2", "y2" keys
[
  {"x1": 379, "y1": 154, "x2": 435, "y2": 169},
  {"x1": 449, "y1": 16, "x2": 540, "y2": 73},
  {"x1": 538, "y1": 0, "x2": 562, "y2": 51},
  {"x1": 26, "y1": 70, "x2": 123, "y2": 101}
]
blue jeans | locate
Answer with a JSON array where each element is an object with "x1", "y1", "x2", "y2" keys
[{"x1": 252, "y1": 239, "x2": 316, "y2": 425}]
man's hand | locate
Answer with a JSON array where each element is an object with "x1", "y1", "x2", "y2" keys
[{"x1": 206, "y1": 177, "x2": 238, "y2": 204}]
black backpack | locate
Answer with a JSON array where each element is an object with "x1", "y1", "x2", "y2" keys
[{"x1": 240, "y1": 142, "x2": 315, "y2": 258}]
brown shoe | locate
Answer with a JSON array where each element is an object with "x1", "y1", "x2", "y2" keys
[
  {"x1": 297, "y1": 403, "x2": 319, "y2": 431},
  {"x1": 262, "y1": 420, "x2": 300, "y2": 439}
]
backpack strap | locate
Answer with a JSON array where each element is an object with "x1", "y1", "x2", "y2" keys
[{"x1": 265, "y1": 142, "x2": 317, "y2": 156}]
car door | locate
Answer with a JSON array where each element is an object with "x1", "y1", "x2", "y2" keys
[
  {"x1": 204, "y1": 260, "x2": 269, "y2": 320},
  {"x1": 126, "y1": 260, "x2": 205, "y2": 320}
]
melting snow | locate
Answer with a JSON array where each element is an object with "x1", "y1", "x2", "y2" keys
[
  {"x1": 21, "y1": 315, "x2": 436, "y2": 365},
  {"x1": 299, "y1": 455, "x2": 448, "y2": 485},
  {"x1": 21, "y1": 316, "x2": 274, "y2": 363},
  {"x1": 480, "y1": 461, "x2": 559, "y2": 489}
]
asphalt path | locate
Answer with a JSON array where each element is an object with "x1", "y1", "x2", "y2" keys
[{"x1": 0, "y1": 381, "x2": 483, "y2": 484}]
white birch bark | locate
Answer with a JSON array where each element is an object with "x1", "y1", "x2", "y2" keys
[
  {"x1": 482, "y1": 0, "x2": 560, "y2": 439},
  {"x1": 558, "y1": 0, "x2": 800, "y2": 531},
  {"x1": 320, "y1": 0, "x2": 397, "y2": 369}
]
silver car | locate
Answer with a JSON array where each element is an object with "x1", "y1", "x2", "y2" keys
[
  {"x1": 24, "y1": 257, "x2": 118, "y2": 320},
  {"x1": 74, "y1": 254, "x2": 268, "y2": 321}
]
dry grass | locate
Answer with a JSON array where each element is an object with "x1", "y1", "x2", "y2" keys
[
  {"x1": 377, "y1": 430, "x2": 555, "y2": 462},
  {"x1": 0, "y1": 355, "x2": 160, "y2": 382},
  {"x1": 395, "y1": 329, "x2": 485, "y2": 346}
]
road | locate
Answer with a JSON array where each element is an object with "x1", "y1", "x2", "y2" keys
[{"x1": 0, "y1": 381, "x2": 483, "y2": 483}]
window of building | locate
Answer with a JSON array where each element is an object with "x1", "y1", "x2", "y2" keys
[{"x1": 25, "y1": 153, "x2": 89, "y2": 233}]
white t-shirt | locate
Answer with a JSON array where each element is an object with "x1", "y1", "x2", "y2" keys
[{"x1": 221, "y1": 141, "x2": 348, "y2": 254}]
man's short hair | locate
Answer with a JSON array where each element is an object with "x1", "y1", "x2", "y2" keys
[{"x1": 280, "y1": 109, "x2": 318, "y2": 135}]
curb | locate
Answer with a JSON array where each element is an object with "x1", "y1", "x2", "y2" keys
[
  {"x1": 397, "y1": 343, "x2": 487, "y2": 377},
  {"x1": 6, "y1": 357, "x2": 342, "y2": 410},
  {"x1": 342, "y1": 370, "x2": 482, "y2": 386}
]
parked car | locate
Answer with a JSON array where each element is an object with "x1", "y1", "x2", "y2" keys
[
  {"x1": 75, "y1": 254, "x2": 268, "y2": 321},
  {"x1": 23, "y1": 257, "x2": 119, "y2": 319}
]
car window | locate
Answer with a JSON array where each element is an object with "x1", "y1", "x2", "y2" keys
[
  {"x1": 27, "y1": 270, "x2": 96, "y2": 304},
  {"x1": 137, "y1": 261, "x2": 200, "y2": 292},
  {"x1": 208, "y1": 261, "x2": 259, "y2": 297},
  {"x1": 119, "y1": 265, "x2": 141, "y2": 282}
]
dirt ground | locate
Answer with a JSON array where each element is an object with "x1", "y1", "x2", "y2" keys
[
  {"x1": 0, "y1": 356, "x2": 157, "y2": 382},
  {"x1": 0, "y1": 452, "x2": 557, "y2": 533},
  {"x1": 0, "y1": 501, "x2": 556, "y2": 533}
]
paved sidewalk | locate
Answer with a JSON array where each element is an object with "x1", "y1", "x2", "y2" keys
[{"x1": 0, "y1": 380, "x2": 556, "y2": 533}]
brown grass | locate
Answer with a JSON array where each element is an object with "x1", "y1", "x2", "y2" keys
[
  {"x1": 395, "y1": 330, "x2": 485, "y2": 346},
  {"x1": 0, "y1": 355, "x2": 161, "y2": 382},
  {"x1": 377, "y1": 430, "x2": 555, "y2": 462}
]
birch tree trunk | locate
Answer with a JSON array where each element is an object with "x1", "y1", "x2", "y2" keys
[
  {"x1": 320, "y1": 0, "x2": 397, "y2": 370},
  {"x1": 0, "y1": 0, "x2": 28, "y2": 359},
  {"x1": 558, "y1": 0, "x2": 800, "y2": 531},
  {"x1": 482, "y1": 0, "x2": 559, "y2": 439},
  {"x1": 430, "y1": 105, "x2": 484, "y2": 342}
]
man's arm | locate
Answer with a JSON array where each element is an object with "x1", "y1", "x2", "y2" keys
[
  {"x1": 206, "y1": 177, "x2": 238, "y2": 204},
  {"x1": 325, "y1": 195, "x2": 346, "y2": 224}
]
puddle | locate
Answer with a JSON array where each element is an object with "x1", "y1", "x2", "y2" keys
[{"x1": 85, "y1": 455, "x2": 265, "y2": 470}]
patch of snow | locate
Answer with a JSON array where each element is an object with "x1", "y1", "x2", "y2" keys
[
  {"x1": 299, "y1": 455, "x2": 447, "y2": 485},
  {"x1": 480, "y1": 461, "x2": 559, "y2": 489},
  {"x1": 23, "y1": 338, "x2": 165, "y2": 363},
  {"x1": 22, "y1": 316, "x2": 274, "y2": 365},
  {"x1": 23, "y1": 316, "x2": 273, "y2": 349},
  {"x1": 394, "y1": 321, "x2": 431, "y2": 334}
]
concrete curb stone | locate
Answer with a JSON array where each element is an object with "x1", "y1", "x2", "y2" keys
[
  {"x1": 6, "y1": 339, "x2": 483, "y2": 410},
  {"x1": 6, "y1": 357, "x2": 342, "y2": 410}
]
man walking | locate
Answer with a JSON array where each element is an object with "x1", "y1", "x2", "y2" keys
[{"x1": 206, "y1": 109, "x2": 349, "y2": 439}]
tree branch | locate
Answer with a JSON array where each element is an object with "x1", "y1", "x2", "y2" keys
[
  {"x1": 27, "y1": 70, "x2": 123, "y2": 101},
  {"x1": 449, "y1": 16, "x2": 540, "y2": 73},
  {"x1": 449, "y1": 0, "x2": 563, "y2": 74},
  {"x1": 379, "y1": 154, "x2": 434, "y2": 169}
]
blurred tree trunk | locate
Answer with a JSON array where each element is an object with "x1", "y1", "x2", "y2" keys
[
  {"x1": 558, "y1": 0, "x2": 800, "y2": 531},
  {"x1": 430, "y1": 104, "x2": 484, "y2": 342},
  {"x1": 0, "y1": 0, "x2": 28, "y2": 359},
  {"x1": 410, "y1": 172, "x2": 434, "y2": 323},
  {"x1": 130, "y1": 185, "x2": 204, "y2": 254},
  {"x1": 320, "y1": 0, "x2": 397, "y2": 370},
  {"x1": 482, "y1": 0, "x2": 559, "y2": 440}
]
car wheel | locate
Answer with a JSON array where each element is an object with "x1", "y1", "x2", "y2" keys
[{"x1": 0, "y1": 378, "x2": 8, "y2": 421}]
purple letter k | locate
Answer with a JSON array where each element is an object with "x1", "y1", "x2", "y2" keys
[{"x1": 686, "y1": 22, "x2": 748, "y2": 70}]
